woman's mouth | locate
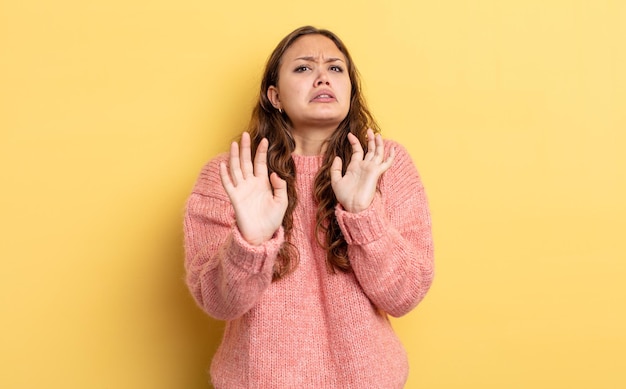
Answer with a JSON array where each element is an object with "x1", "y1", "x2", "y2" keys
[{"x1": 311, "y1": 91, "x2": 336, "y2": 102}]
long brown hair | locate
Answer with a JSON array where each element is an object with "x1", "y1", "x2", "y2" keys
[{"x1": 246, "y1": 26, "x2": 380, "y2": 280}]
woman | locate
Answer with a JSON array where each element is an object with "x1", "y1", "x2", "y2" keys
[{"x1": 184, "y1": 25, "x2": 434, "y2": 388}]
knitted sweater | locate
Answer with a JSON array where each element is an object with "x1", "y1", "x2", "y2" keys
[{"x1": 184, "y1": 140, "x2": 434, "y2": 389}]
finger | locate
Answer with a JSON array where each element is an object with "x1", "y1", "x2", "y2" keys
[
  {"x1": 380, "y1": 146, "x2": 396, "y2": 172},
  {"x1": 240, "y1": 132, "x2": 253, "y2": 179},
  {"x1": 253, "y1": 138, "x2": 269, "y2": 178},
  {"x1": 269, "y1": 172, "x2": 288, "y2": 205},
  {"x1": 219, "y1": 161, "x2": 235, "y2": 196},
  {"x1": 347, "y1": 132, "x2": 364, "y2": 162},
  {"x1": 374, "y1": 133, "x2": 385, "y2": 162},
  {"x1": 228, "y1": 141, "x2": 243, "y2": 186},
  {"x1": 329, "y1": 156, "x2": 344, "y2": 184},
  {"x1": 364, "y1": 128, "x2": 376, "y2": 161}
]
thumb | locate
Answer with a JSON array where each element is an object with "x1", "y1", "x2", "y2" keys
[
  {"x1": 330, "y1": 156, "x2": 343, "y2": 184},
  {"x1": 269, "y1": 172, "x2": 288, "y2": 203}
]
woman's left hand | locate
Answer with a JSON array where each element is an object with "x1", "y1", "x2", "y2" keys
[{"x1": 330, "y1": 128, "x2": 396, "y2": 213}]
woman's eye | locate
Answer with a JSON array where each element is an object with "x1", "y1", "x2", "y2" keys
[
  {"x1": 295, "y1": 65, "x2": 310, "y2": 72},
  {"x1": 330, "y1": 65, "x2": 343, "y2": 72}
]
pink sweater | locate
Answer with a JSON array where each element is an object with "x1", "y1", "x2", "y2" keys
[{"x1": 184, "y1": 140, "x2": 434, "y2": 389}]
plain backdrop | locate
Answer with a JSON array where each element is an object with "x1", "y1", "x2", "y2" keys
[{"x1": 1, "y1": 1, "x2": 625, "y2": 388}]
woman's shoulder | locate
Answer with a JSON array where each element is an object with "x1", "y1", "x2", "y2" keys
[
  {"x1": 190, "y1": 152, "x2": 230, "y2": 199},
  {"x1": 380, "y1": 137, "x2": 424, "y2": 191},
  {"x1": 382, "y1": 138, "x2": 415, "y2": 168}
]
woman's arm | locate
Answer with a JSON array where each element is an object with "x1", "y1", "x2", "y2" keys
[
  {"x1": 335, "y1": 141, "x2": 434, "y2": 317},
  {"x1": 184, "y1": 156, "x2": 284, "y2": 321}
]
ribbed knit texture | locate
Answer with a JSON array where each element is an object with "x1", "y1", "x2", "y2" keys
[{"x1": 184, "y1": 140, "x2": 434, "y2": 389}]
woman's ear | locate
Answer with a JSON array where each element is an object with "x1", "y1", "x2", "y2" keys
[{"x1": 267, "y1": 86, "x2": 281, "y2": 110}]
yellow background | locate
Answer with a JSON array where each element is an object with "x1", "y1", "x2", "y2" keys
[{"x1": 1, "y1": 1, "x2": 625, "y2": 388}]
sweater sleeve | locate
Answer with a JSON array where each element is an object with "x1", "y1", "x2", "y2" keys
[
  {"x1": 183, "y1": 155, "x2": 284, "y2": 321},
  {"x1": 335, "y1": 141, "x2": 434, "y2": 317}
]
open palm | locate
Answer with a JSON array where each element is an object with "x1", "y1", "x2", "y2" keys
[
  {"x1": 330, "y1": 129, "x2": 395, "y2": 213},
  {"x1": 219, "y1": 132, "x2": 288, "y2": 245}
]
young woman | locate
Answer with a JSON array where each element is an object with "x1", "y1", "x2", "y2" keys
[{"x1": 184, "y1": 25, "x2": 434, "y2": 388}]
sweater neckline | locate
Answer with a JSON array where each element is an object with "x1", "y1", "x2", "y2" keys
[{"x1": 291, "y1": 153, "x2": 324, "y2": 175}]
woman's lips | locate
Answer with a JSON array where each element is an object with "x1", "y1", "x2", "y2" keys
[{"x1": 310, "y1": 90, "x2": 336, "y2": 102}]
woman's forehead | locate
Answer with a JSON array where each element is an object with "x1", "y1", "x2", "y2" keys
[{"x1": 282, "y1": 35, "x2": 346, "y2": 63}]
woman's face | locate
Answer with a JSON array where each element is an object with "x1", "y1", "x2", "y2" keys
[{"x1": 268, "y1": 34, "x2": 352, "y2": 132}]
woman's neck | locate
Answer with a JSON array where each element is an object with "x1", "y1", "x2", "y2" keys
[{"x1": 291, "y1": 126, "x2": 336, "y2": 156}]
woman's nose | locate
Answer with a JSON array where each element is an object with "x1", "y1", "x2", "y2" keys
[{"x1": 315, "y1": 70, "x2": 330, "y2": 86}]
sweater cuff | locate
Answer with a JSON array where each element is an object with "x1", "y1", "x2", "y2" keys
[
  {"x1": 335, "y1": 195, "x2": 386, "y2": 245},
  {"x1": 227, "y1": 226, "x2": 284, "y2": 274}
]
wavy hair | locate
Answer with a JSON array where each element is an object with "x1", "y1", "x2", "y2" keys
[{"x1": 245, "y1": 26, "x2": 380, "y2": 280}]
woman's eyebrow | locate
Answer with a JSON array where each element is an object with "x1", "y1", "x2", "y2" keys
[{"x1": 294, "y1": 56, "x2": 345, "y2": 63}]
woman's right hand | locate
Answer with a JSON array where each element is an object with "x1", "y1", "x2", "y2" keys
[{"x1": 219, "y1": 132, "x2": 288, "y2": 246}]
